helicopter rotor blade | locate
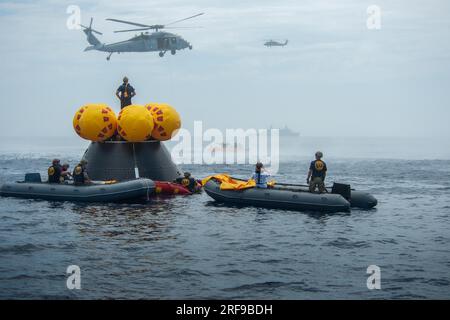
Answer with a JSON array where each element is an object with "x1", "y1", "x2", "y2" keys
[
  {"x1": 106, "y1": 18, "x2": 152, "y2": 28},
  {"x1": 165, "y1": 12, "x2": 204, "y2": 26},
  {"x1": 89, "y1": 17, "x2": 93, "y2": 29},
  {"x1": 114, "y1": 27, "x2": 151, "y2": 33},
  {"x1": 164, "y1": 26, "x2": 204, "y2": 29}
]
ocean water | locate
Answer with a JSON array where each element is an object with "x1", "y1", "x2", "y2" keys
[{"x1": 0, "y1": 136, "x2": 449, "y2": 299}]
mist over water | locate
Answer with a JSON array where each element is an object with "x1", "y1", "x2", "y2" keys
[{"x1": 0, "y1": 138, "x2": 449, "y2": 299}]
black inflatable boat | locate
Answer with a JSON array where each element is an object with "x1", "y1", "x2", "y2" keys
[
  {"x1": 0, "y1": 173, "x2": 155, "y2": 203},
  {"x1": 204, "y1": 179, "x2": 377, "y2": 212}
]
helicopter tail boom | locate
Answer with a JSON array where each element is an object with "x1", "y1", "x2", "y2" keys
[{"x1": 80, "y1": 18, "x2": 103, "y2": 47}]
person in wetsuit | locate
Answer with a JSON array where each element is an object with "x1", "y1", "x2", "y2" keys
[
  {"x1": 48, "y1": 159, "x2": 62, "y2": 183},
  {"x1": 307, "y1": 151, "x2": 327, "y2": 193},
  {"x1": 174, "y1": 172, "x2": 200, "y2": 193},
  {"x1": 116, "y1": 76, "x2": 136, "y2": 109},
  {"x1": 72, "y1": 160, "x2": 92, "y2": 186}
]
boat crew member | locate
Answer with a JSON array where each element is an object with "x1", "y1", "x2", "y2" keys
[
  {"x1": 252, "y1": 162, "x2": 271, "y2": 188},
  {"x1": 73, "y1": 160, "x2": 92, "y2": 186},
  {"x1": 116, "y1": 76, "x2": 136, "y2": 109},
  {"x1": 60, "y1": 163, "x2": 72, "y2": 182},
  {"x1": 307, "y1": 151, "x2": 327, "y2": 193},
  {"x1": 48, "y1": 159, "x2": 62, "y2": 183},
  {"x1": 174, "y1": 172, "x2": 200, "y2": 193}
]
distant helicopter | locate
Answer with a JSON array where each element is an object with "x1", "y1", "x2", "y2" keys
[
  {"x1": 264, "y1": 39, "x2": 289, "y2": 47},
  {"x1": 80, "y1": 13, "x2": 204, "y2": 60}
]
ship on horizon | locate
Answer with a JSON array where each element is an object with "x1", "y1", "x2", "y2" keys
[{"x1": 269, "y1": 125, "x2": 300, "y2": 137}]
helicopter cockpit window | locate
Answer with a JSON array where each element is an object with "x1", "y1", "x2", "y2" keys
[{"x1": 170, "y1": 38, "x2": 177, "y2": 44}]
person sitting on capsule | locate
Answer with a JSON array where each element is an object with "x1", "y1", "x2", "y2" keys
[
  {"x1": 48, "y1": 159, "x2": 62, "y2": 183},
  {"x1": 72, "y1": 160, "x2": 92, "y2": 186},
  {"x1": 60, "y1": 163, "x2": 72, "y2": 183},
  {"x1": 116, "y1": 76, "x2": 136, "y2": 109},
  {"x1": 307, "y1": 151, "x2": 327, "y2": 193},
  {"x1": 251, "y1": 162, "x2": 271, "y2": 188},
  {"x1": 174, "y1": 172, "x2": 201, "y2": 193}
]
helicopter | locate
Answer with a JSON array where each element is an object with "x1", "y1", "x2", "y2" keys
[
  {"x1": 264, "y1": 39, "x2": 289, "y2": 47},
  {"x1": 80, "y1": 13, "x2": 204, "y2": 60}
]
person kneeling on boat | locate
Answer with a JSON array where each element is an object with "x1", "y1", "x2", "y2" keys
[
  {"x1": 307, "y1": 151, "x2": 327, "y2": 193},
  {"x1": 174, "y1": 172, "x2": 201, "y2": 193},
  {"x1": 60, "y1": 163, "x2": 72, "y2": 183},
  {"x1": 73, "y1": 160, "x2": 92, "y2": 186},
  {"x1": 252, "y1": 162, "x2": 272, "y2": 189},
  {"x1": 48, "y1": 159, "x2": 62, "y2": 183}
]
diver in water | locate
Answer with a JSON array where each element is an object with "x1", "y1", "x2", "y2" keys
[
  {"x1": 116, "y1": 76, "x2": 136, "y2": 109},
  {"x1": 174, "y1": 172, "x2": 200, "y2": 193},
  {"x1": 73, "y1": 160, "x2": 92, "y2": 186},
  {"x1": 307, "y1": 151, "x2": 327, "y2": 193},
  {"x1": 251, "y1": 162, "x2": 271, "y2": 188},
  {"x1": 48, "y1": 159, "x2": 62, "y2": 183}
]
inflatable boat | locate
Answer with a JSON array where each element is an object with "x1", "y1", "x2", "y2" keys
[
  {"x1": 203, "y1": 179, "x2": 377, "y2": 212},
  {"x1": 0, "y1": 173, "x2": 155, "y2": 203}
]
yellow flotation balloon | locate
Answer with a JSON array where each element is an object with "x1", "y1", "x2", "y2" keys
[
  {"x1": 73, "y1": 104, "x2": 117, "y2": 141},
  {"x1": 117, "y1": 105, "x2": 154, "y2": 142},
  {"x1": 145, "y1": 103, "x2": 181, "y2": 141}
]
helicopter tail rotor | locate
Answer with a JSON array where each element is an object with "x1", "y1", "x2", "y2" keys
[{"x1": 80, "y1": 18, "x2": 103, "y2": 35}]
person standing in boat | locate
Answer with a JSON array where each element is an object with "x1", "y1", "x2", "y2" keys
[
  {"x1": 73, "y1": 160, "x2": 92, "y2": 186},
  {"x1": 48, "y1": 159, "x2": 62, "y2": 183},
  {"x1": 307, "y1": 151, "x2": 327, "y2": 193},
  {"x1": 116, "y1": 76, "x2": 136, "y2": 109},
  {"x1": 252, "y1": 162, "x2": 271, "y2": 188}
]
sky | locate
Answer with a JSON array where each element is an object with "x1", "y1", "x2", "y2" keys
[{"x1": 0, "y1": 0, "x2": 450, "y2": 138}]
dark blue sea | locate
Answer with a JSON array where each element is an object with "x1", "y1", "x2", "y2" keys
[{"x1": 0, "y1": 136, "x2": 449, "y2": 299}]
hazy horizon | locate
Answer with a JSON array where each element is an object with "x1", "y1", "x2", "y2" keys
[{"x1": 1, "y1": 0, "x2": 450, "y2": 139}]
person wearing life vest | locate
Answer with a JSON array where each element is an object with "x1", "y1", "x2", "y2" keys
[
  {"x1": 48, "y1": 159, "x2": 62, "y2": 183},
  {"x1": 72, "y1": 160, "x2": 92, "y2": 186},
  {"x1": 174, "y1": 172, "x2": 200, "y2": 193},
  {"x1": 307, "y1": 151, "x2": 327, "y2": 193},
  {"x1": 116, "y1": 76, "x2": 136, "y2": 109},
  {"x1": 251, "y1": 162, "x2": 271, "y2": 188}
]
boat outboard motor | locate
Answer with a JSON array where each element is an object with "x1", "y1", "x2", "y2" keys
[
  {"x1": 331, "y1": 183, "x2": 351, "y2": 200},
  {"x1": 24, "y1": 173, "x2": 42, "y2": 183}
]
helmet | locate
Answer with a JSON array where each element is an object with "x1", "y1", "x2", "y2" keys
[
  {"x1": 52, "y1": 159, "x2": 60, "y2": 165},
  {"x1": 184, "y1": 172, "x2": 191, "y2": 178},
  {"x1": 315, "y1": 151, "x2": 323, "y2": 159},
  {"x1": 256, "y1": 162, "x2": 263, "y2": 169}
]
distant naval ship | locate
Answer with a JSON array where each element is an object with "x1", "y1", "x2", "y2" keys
[{"x1": 269, "y1": 125, "x2": 300, "y2": 137}]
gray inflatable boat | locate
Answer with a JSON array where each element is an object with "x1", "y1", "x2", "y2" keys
[
  {"x1": 0, "y1": 173, "x2": 155, "y2": 203},
  {"x1": 204, "y1": 179, "x2": 377, "y2": 212}
]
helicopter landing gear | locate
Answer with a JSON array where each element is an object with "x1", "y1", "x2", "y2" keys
[
  {"x1": 171, "y1": 49, "x2": 176, "y2": 55},
  {"x1": 106, "y1": 52, "x2": 113, "y2": 61},
  {"x1": 159, "y1": 51, "x2": 165, "y2": 58}
]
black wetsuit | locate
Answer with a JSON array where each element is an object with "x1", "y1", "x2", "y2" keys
[
  {"x1": 175, "y1": 177, "x2": 197, "y2": 192},
  {"x1": 117, "y1": 83, "x2": 135, "y2": 109},
  {"x1": 48, "y1": 164, "x2": 62, "y2": 183},
  {"x1": 73, "y1": 165, "x2": 86, "y2": 185}
]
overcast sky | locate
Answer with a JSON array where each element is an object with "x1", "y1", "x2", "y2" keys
[{"x1": 0, "y1": 0, "x2": 449, "y2": 138}]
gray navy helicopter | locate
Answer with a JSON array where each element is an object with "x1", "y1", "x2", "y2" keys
[
  {"x1": 264, "y1": 39, "x2": 289, "y2": 47},
  {"x1": 80, "y1": 13, "x2": 204, "y2": 60}
]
